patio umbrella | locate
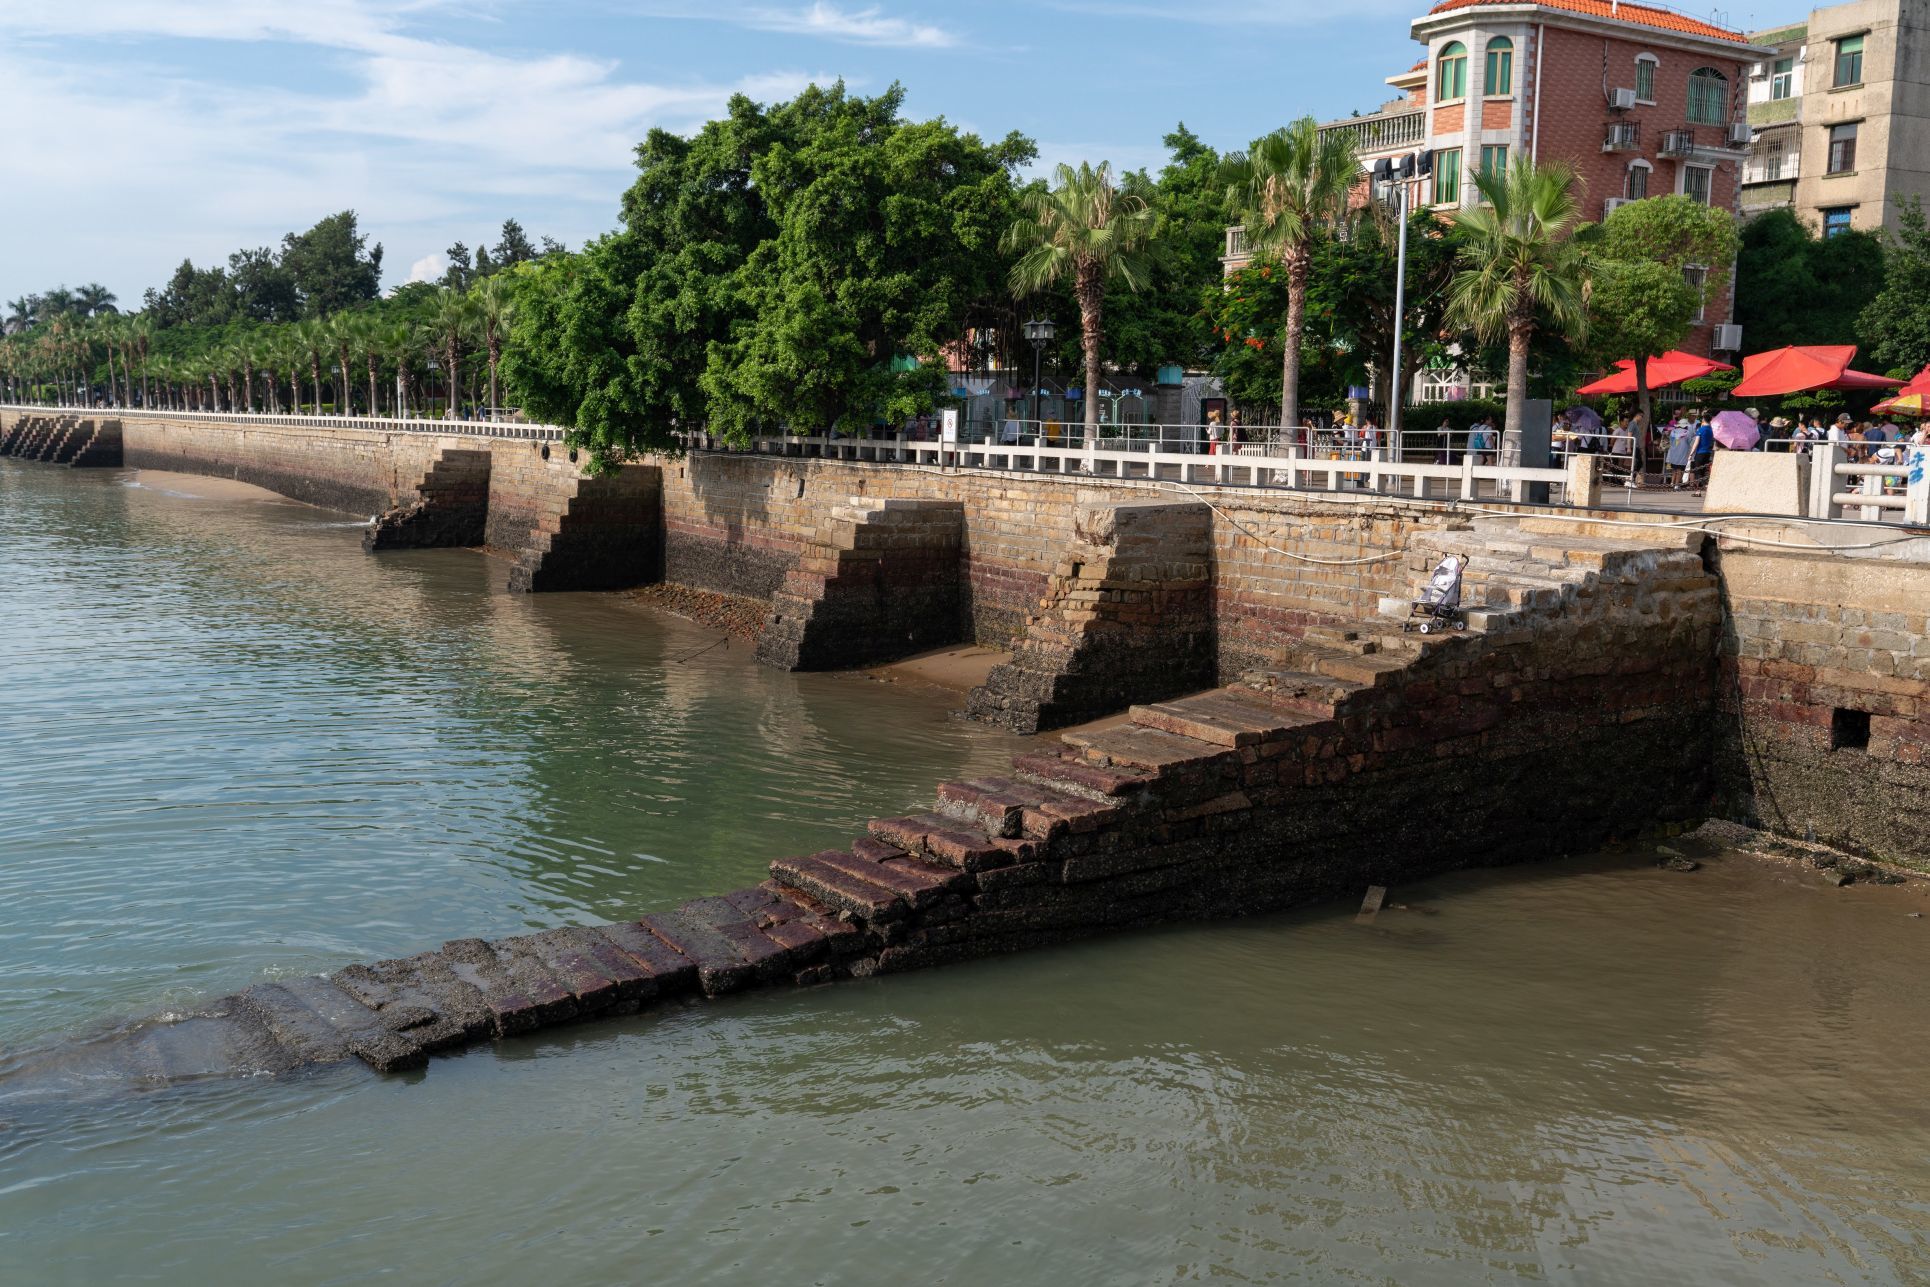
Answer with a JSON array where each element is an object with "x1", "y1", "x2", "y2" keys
[
  {"x1": 1730, "y1": 345, "x2": 1904, "y2": 397},
  {"x1": 1711, "y1": 409, "x2": 1760, "y2": 451},
  {"x1": 1575, "y1": 350, "x2": 1734, "y2": 396},
  {"x1": 1874, "y1": 392, "x2": 1929, "y2": 416}
]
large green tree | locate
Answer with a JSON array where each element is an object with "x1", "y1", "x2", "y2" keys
[
  {"x1": 707, "y1": 84, "x2": 1030, "y2": 438},
  {"x1": 1585, "y1": 195, "x2": 1739, "y2": 431},
  {"x1": 1859, "y1": 197, "x2": 1930, "y2": 372},
  {"x1": 1736, "y1": 207, "x2": 1883, "y2": 352},
  {"x1": 1223, "y1": 117, "x2": 1360, "y2": 429},
  {"x1": 1447, "y1": 157, "x2": 1589, "y2": 438},
  {"x1": 280, "y1": 211, "x2": 383, "y2": 318}
]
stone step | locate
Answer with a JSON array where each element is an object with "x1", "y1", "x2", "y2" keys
[
  {"x1": 1059, "y1": 724, "x2": 1229, "y2": 774},
  {"x1": 332, "y1": 954, "x2": 491, "y2": 1050},
  {"x1": 1238, "y1": 669, "x2": 1361, "y2": 718},
  {"x1": 866, "y1": 812, "x2": 1034, "y2": 872},
  {"x1": 725, "y1": 882, "x2": 859, "y2": 964},
  {"x1": 592, "y1": 921, "x2": 702, "y2": 996},
  {"x1": 677, "y1": 896, "x2": 798, "y2": 983},
  {"x1": 814, "y1": 844, "x2": 963, "y2": 908},
  {"x1": 934, "y1": 776, "x2": 1123, "y2": 840},
  {"x1": 638, "y1": 906, "x2": 765, "y2": 996},
  {"x1": 1011, "y1": 751, "x2": 1154, "y2": 801},
  {"x1": 275, "y1": 974, "x2": 427, "y2": 1073},
  {"x1": 1312, "y1": 651, "x2": 1412, "y2": 687},
  {"x1": 770, "y1": 851, "x2": 909, "y2": 922},
  {"x1": 1128, "y1": 689, "x2": 1319, "y2": 748},
  {"x1": 440, "y1": 937, "x2": 580, "y2": 1032}
]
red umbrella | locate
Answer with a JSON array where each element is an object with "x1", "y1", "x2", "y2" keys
[
  {"x1": 1576, "y1": 350, "x2": 1734, "y2": 396},
  {"x1": 1730, "y1": 345, "x2": 1903, "y2": 397}
]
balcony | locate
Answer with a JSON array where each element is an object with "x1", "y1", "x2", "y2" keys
[
  {"x1": 1224, "y1": 225, "x2": 1249, "y2": 261},
  {"x1": 1317, "y1": 109, "x2": 1426, "y2": 154},
  {"x1": 1603, "y1": 121, "x2": 1642, "y2": 153}
]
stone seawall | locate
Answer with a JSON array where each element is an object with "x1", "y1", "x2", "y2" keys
[
  {"x1": 1717, "y1": 548, "x2": 1930, "y2": 871},
  {"x1": 15, "y1": 517, "x2": 1723, "y2": 1085}
]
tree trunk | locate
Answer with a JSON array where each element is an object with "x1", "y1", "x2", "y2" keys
[
  {"x1": 1076, "y1": 263, "x2": 1102, "y2": 434},
  {"x1": 367, "y1": 355, "x2": 379, "y2": 419},
  {"x1": 1505, "y1": 323, "x2": 1532, "y2": 444},
  {"x1": 1281, "y1": 250, "x2": 1310, "y2": 433},
  {"x1": 310, "y1": 359, "x2": 322, "y2": 415},
  {"x1": 487, "y1": 335, "x2": 501, "y2": 420},
  {"x1": 446, "y1": 340, "x2": 460, "y2": 419},
  {"x1": 339, "y1": 351, "x2": 353, "y2": 416}
]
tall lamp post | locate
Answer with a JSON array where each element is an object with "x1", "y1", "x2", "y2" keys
[{"x1": 1023, "y1": 318, "x2": 1056, "y2": 433}]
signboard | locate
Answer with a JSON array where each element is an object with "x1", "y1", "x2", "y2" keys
[{"x1": 939, "y1": 408, "x2": 959, "y2": 444}]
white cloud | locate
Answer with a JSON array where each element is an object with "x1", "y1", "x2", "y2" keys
[
  {"x1": 0, "y1": 0, "x2": 822, "y2": 301},
  {"x1": 746, "y1": 2, "x2": 955, "y2": 47},
  {"x1": 407, "y1": 252, "x2": 448, "y2": 284}
]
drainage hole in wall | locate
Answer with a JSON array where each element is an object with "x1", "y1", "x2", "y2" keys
[
  {"x1": 1831, "y1": 707, "x2": 1871, "y2": 751},
  {"x1": 541, "y1": 444, "x2": 550, "y2": 460},
  {"x1": 569, "y1": 449, "x2": 579, "y2": 464}
]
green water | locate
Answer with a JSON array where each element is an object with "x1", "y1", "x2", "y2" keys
[{"x1": 2, "y1": 460, "x2": 1926, "y2": 1284}]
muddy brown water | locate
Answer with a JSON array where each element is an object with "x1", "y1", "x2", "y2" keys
[{"x1": 2, "y1": 459, "x2": 1926, "y2": 1284}]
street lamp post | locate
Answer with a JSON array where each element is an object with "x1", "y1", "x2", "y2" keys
[{"x1": 1023, "y1": 319, "x2": 1056, "y2": 435}]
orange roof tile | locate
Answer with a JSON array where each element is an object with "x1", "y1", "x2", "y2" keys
[{"x1": 1425, "y1": 0, "x2": 1750, "y2": 44}]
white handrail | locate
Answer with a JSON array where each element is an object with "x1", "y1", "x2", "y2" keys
[{"x1": 0, "y1": 404, "x2": 566, "y2": 441}]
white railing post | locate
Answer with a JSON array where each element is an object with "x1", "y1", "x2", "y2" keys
[
  {"x1": 1459, "y1": 453, "x2": 1476, "y2": 500},
  {"x1": 1811, "y1": 442, "x2": 1841, "y2": 519},
  {"x1": 1904, "y1": 448, "x2": 1930, "y2": 525}
]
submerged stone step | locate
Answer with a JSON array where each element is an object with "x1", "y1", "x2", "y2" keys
[
  {"x1": 593, "y1": 921, "x2": 701, "y2": 996},
  {"x1": 639, "y1": 908, "x2": 760, "y2": 996}
]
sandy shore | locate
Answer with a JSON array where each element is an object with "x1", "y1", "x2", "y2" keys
[
  {"x1": 127, "y1": 469, "x2": 305, "y2": 504},
  {"x1": 867, "y1": 644, "x2": 1011, "y2": 693}
]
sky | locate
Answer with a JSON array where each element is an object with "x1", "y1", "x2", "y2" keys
[{"x1": 0, "y1": 0, "x2": 1817, "y2": 308}]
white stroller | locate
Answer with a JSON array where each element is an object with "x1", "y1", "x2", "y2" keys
[{"x1": 1403, "y1": 554, "x2": 1469, "y2": 634}]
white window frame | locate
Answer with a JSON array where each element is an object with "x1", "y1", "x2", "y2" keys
[
  {"x1": 1679, "y1": 162, "x2": 1714, "y2": 204},
  {"x1": 1635, "y1": 53, "x2": 1659, "y2": 104},
  {"x1": 1626, "y1": 159, "x2": 1652, "y2": 199}
]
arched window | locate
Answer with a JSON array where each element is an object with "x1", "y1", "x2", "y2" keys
[
  {"x1": 1485, "y1": 38, "x2": 1514, "y2": 95},
  {"x1": 1635, "y1": 53, "x2": 1658, "y2": 103},
  {"x1": 1626, "y1": 160, "x2": 1652, "y2": 200},
  {"x1": 1688, "y1": 66, "x2": 1728, "y2": 124},
  {"x1": 1437, "y1": 41, "x2": 1468, "y2": 100}
]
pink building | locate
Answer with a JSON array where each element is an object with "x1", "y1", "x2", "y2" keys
[{"x1": 1226, "y1": 0, "x2": 1771, "y2": 366}]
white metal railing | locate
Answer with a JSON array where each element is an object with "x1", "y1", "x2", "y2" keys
[
  {"x1": 700, "y1": 430, "x2": 1578, "y2": 505},
  {"x1": 1319, "y1": 110, "x2": 1427, "y2": 152},
  {"x1": 1808, "y1": 441, "x2": 1930, "y2": 525},
  {"x1": 0, "y1": 404, "x2": 565, "y2": 441}
]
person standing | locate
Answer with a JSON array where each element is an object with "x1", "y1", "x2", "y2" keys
[
  {"x1": 1690, "y1": 412, "x2": 1715, "y2": 488},
  {"x1": 1205, "y1": 409, "x2": 1223, "y2": 456}
]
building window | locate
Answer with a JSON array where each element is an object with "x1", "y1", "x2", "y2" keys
[
  {"x1": 1683, "y1": 266, "x2": 1708, "y2": 323},
  {"x1": 1636, "y1": 55, "x2": 1657, "y2": 103},
  {"x1": 1437, "y1": 41, "x2": 1468, "y2": 100},
  {"x1": 1828, "y1": 122, "x2": 1859, "y2": 172},
  {"x1": 1770, "y1": 56, "x2": 1795, "y2": 99},
  {"x1": 1688, "y1": 67, "x2": 1728, "y2": 124},
  {"x1": 1626, "y1": 162, "x2": 1650, "y2": 199},
  {"x1": 1823, "y1": 206, "x2": 1854, "y2": 237},
  {"x1": 1682, "y1": 164, "x2": 1712, "y2": 204},
  {"x1": 1485, "y1": 38, "x2": 1514, "y2": 95},
  {"x1": 1480, "y1": 145, "x2": 1508, "y2": 181},
  {"x1": 1435, "y1": 147, "x2": 1462, "y2": 204},
  {"x1": 1834, "y1": 34, "x2": 1864, "y2": 86}
]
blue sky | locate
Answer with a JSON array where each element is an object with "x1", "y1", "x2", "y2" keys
[{"x1": 0, "y1": 0, "x2": 1814, "y2": 307}]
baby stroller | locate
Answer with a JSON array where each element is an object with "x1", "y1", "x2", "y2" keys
[{"x1": 1403, "y1": 554, "x2": 1468, "y2": 634}]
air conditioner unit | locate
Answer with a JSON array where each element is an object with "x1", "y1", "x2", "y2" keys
[
  {"x1": 1610, "y1": 87, "x2": 1638, "y2": 111},
  {"x1": 1749, "y1": 61, "x2": 1768, "y2": 78},
  {"x1": 1603, "y1": 121, "x2": 1641, "y2": 151},
  {"x1": 1604, "y1": 197, "x2": 1634, "y2": 216},
  {"x1": 1728, "y1": 121, "x2": 1753, "y2": 146},
  {"x1": 1661, "y1": 129, "x2": 1696, "y2": 157},
  {"x1": 1713, "y1": 323, "x2": 1744, "y2": 351}
]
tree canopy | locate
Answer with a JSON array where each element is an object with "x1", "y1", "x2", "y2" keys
[
  {"x1": 1859, "y1": 197, "x2": 1930, "y2": 372},
  {"x1": 1736, "y1": 207, "x2": 1883, "y2": 352}
]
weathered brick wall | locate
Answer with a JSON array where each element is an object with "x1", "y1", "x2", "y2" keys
[
  {"x1": 756, "y1": 498, "x2": 966, "y2": 670},
  {"x1": 119, "y1": 416, "x2": 441, "y2": 515},
  {"x1": 1717, "y1": 548, "x2": 1930, "y2": 869}
]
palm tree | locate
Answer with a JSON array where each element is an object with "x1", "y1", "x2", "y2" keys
[
  {"x1": 380, "y1": 320, "x2": 422, "y2": 417},
  {"x1": 471, "y1": 275, "x2": 515, "y2": 420},
  {"x1": 325, "y1": 311, "x2": 361, "y2": 415},
  {"x1": 1001, "y1": 162, "x2": 1159, "y2": 434},
  {"x1": 295, "y1": 318, "x2": 328, "y2": 414},
  {"x1": 1223, "y1": 117, "x2": 1360, "y2": 431},
  {"x1": 428, "y1": 287, "x2": 473, "y2": 420},
  {"x1": 74, "y1": 283, "x2": 118, "y2": 318},
  {"x1": 1446, "y1": 156, "x2": 1589, "y2": 440},
  {"x1": 129, "y1": 314, "x2": 155, "y2": 408}
]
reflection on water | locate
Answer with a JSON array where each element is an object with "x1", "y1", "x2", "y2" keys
[{"x1": 2, "y1": 461, "x2": 1927, "y2": 1284}]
